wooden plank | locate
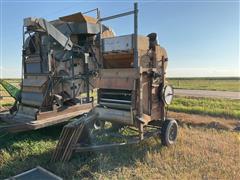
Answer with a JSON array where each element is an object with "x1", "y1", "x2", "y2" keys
[
  {"x1": 37, "y1": 103, "x2": 93, "y2": 120},
  {"x1": 0, "y1": 122, "x2": 31, "y2": 133},
  {"x1": 0, "y1": 103, "x2": 93, "y2": 132},
  {"x1": 99, "y1": 68, "x2": 139, "y2": 79},
  {"x1": 96, "y1": 78, "x2": 135, "y2": 90},
  {"x1": 52, "y1": 112, "x2": 98, "y2": 162},
  {"x1": 28, "y1": 109, "x2": 91, "y2": 130}
]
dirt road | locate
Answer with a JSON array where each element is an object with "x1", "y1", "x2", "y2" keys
[{"x1": 174, "y1": 89, "x2": 240, "y2": 100}]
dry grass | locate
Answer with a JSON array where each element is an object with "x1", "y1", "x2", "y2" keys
[
  {"x1": 0, "y1": 97, "x2": 15, "y2": 106},
  {"x1": 0, "y1": 126, "x2": 239, "y2": 179},
  {"x1": 90, "y1": 128, "x2": 240, "y2": 180},
  {"x1": 0, "y1": 78, "x2": 239, "y2": 179},
  {"x1": 169, "y1": 111, "x2": 240, "y2": 131}
]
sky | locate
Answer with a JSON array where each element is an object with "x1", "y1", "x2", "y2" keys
[{"x1": 0, "y1": 0, "x2": 239, "y2": 78}]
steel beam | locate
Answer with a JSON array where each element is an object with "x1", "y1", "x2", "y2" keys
[{"x1": 99, "y1": 10, "x2": 135, "y2": 22}]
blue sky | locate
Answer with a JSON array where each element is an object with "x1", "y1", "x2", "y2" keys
[{"x1": 0, "y1": 0, "x2": 239, "y2": 78}]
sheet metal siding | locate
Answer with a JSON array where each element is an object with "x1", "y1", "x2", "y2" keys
[
  {"x1": 21, "y1": 92, "x2": 44, "y2": 107},
  {"x1": 102, "y1": 35, "x2": 133, "y2": 52}
]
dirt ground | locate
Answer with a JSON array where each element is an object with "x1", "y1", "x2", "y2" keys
[
  {"x1": 169, "y1": 111, "x2": 240, "y2": 131},
  {"x1": 174, "y1": 89, "x2": 240, "y2": 100}
]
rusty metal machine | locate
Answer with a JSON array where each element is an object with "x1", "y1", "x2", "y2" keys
[
  {"x1": 0, "y1": 2, "x2": 177, "y2": 162},
  {"x1": 0, "y1": 10, "x2": 115, "y2": 132},
  {"x1": 52, "y1": 3, "x2": 178, "y2": 162}
]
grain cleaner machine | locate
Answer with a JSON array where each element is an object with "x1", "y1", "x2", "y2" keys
[
  {"x1": 0, "y1": 10, "x2": 115, "y2": 132},
  {"x1": 52, "y1": 3, "x2": 178, "y2": 162}
]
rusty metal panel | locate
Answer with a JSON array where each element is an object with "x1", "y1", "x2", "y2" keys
[
  {"x1": 99, "y1": 68, "x2": 139, "y2": 79},
  {"x1": 102, "y1": 35, "x2": 149, "y2": 52},
  {"x1": 103, "y1": 35, "x2": 133, "y2": 52},
  {"x1": 23, "y1": 79, "x2": 47, "y2": 87},
  {"x1": 60, "y1": 12, "x2": 97, "y2": 24},
  {"x1": 16, "y1": 105, "x2": 39, "y2": 120},
  {"x1": 103, "y1": 51, "x2": 134, "y2": 68},
  {"x1": 142, "y1": 81, "x2": 150, "y2": 115},
  {"x1": 21, "y1": 92, "x2": 44, "y2": 107},
  {"x1": 96, "y1": 78, "x2": 135, "y2": 90}
]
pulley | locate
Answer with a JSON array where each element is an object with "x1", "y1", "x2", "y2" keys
[{"x1": 162, "y1": 85, "x2": 174, "y2": 105}]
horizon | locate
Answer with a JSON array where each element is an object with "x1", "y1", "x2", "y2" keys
[
  {"x1": 1, "y1": 76, "x2": 240, "y2": 80},
  {"x1": 0, "y1": 1, "x2": 239, "y2": 78}
]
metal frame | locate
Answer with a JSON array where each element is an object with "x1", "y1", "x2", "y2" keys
[
  {"x1": 52, "y1": 3, "x2": 171, "y2": 162},
  {"x1": 97, "y1": 3, "x2": 147, "y2": 138},
  {"x1": 0, "y1": 12, "x2": 105, "y2": 133},
  {"x1": 98, "y1": 3, "x2": 138, "y2": 67},
  {"x1": 98, "y1": 2, "x2": 142, "y2": 121}
]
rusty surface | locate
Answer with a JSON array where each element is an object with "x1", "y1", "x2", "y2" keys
[
  {"x1": 0, "y1": 103, "x2": 93, "y2": 133},
  {"x1": 60, "y1": 12, "x2": 97, "y2": 24}
]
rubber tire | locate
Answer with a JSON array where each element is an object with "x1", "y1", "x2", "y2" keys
[
  {"x1": 161, "y1": 119, "x2": 178, "y2": 146},
  {"x1": 93, "y1": 120, "x2": 105, "y2": 130}
]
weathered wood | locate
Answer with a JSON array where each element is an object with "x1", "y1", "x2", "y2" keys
[
  {"x1": 99, "y1": 68, "x2": 139, "y2": 79},
  {"x1": 96, "y1": 78, "x2": 135, "y2": 90},
  {"x1": 51, "y1": 111, "x2": 98, "y2": 162},
  {"x1": 0, "y1": 103, "x2": 93, "y2": 133},
  {"x1": 37, "y1": 103, "x2": 93, "y2": 120}
]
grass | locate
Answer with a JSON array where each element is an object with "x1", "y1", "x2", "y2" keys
[
  {"x1": 169, "y1": 96, "x2": 240, "y2": 119},
  {"x1": 0, "y1": 81, "x2": 17, "y2": 107},
  {"x1": 0, "y1": 125, "x2": 239, "y2": 179},
  {"x1": 0, "y1": 78, "x2": 239, "y2": 179},
  {"x1": 168, "y1": 77, "x2": 240, "y2": 92}
]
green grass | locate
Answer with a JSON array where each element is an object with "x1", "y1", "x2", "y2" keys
[
  {"x1": 0, "y1": 126, "x2": 60, "y2": 178},
  {"x1": 0, "y1": 126, "x2": 239, "y2": 179},
  {"x1": 0, "y1": 80, "x2": 20, "y2": 99},
  {"x1": 169, "y1": 96, "x2": 240, "y2": 119},
  {"x1": 168, "y1": 77, "x2": 240, "y2": 92}
]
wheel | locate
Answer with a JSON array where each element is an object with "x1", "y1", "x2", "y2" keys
[
  {"x1": 93, "y1": 120, "x2": 105, "y2": 130},
  {"x1": 161, "y1": 119, "x2": 178, "y2": 146}
]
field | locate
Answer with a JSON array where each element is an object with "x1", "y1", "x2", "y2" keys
[
  {"x1": 0, "y1": 125, "x2": 239, "y2": 179},
  {"x1": 1, "y1": 78, "x2": 240, "y2": 107},
  {"x1": 169, "y1": 96, "x2": 240, "y2": 119},
  {"x1": 0, "y1": 79, "x2": 20, "y2": 107},
  {"x1": 168, "y1": 77, "x2": 240, "y2": 92},
  {"x1": 0, "y1": 78, "x2": 240, "y2": 179}
]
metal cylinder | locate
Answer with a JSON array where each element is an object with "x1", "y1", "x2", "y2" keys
[{"x1": 94, "y1": 107, "x2": 133, "y2": 125}]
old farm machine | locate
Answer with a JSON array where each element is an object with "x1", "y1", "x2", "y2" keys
[
  {"x1": 0, "y1": 3, "x2": 178, "y2": 160},
  {"x1": 52, "y1": 3, "x2": 178, "y2": 162},
  {"x1": 0, "y1": 9, "x2": 115, "y2": 132}
]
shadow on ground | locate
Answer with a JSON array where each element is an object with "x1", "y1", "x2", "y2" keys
[{"x1": 0, "y1": 125, "x2": 164, "y2": 179}]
